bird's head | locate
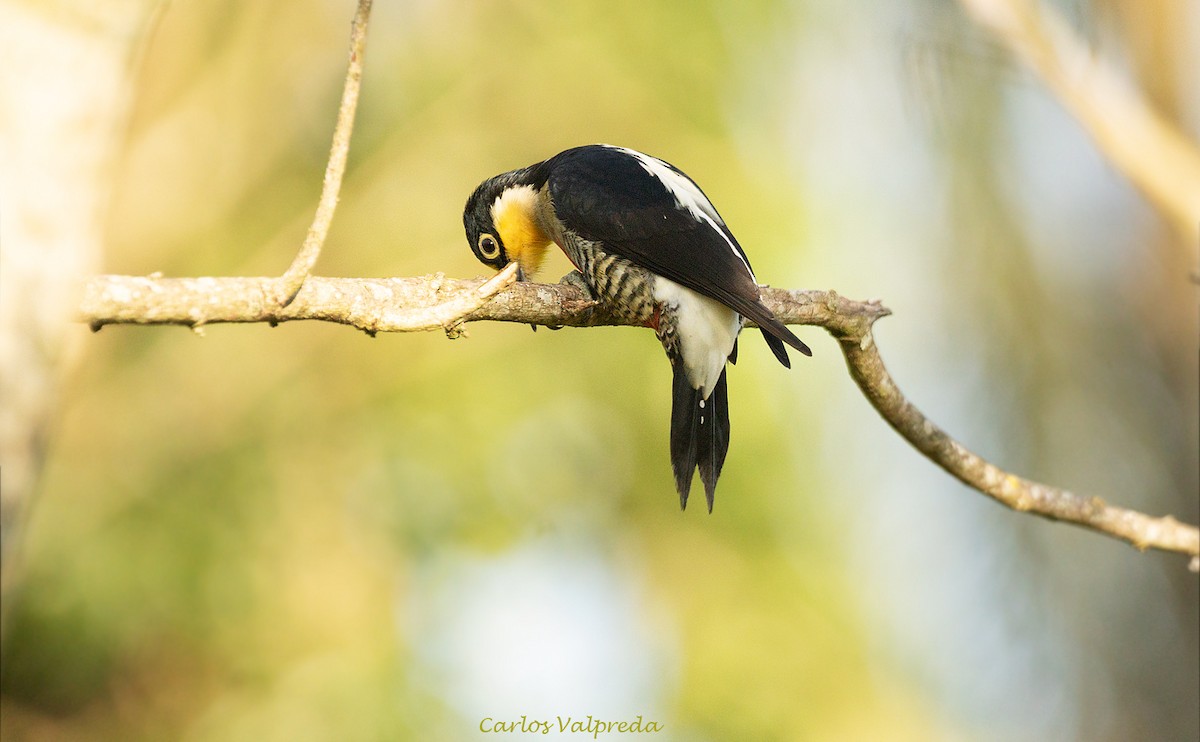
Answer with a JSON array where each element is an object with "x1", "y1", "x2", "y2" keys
[{"x1": 463, "y1": 171, "x2": 552, "y2": 282}]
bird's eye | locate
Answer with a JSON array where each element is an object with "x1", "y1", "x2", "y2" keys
[{"x1": 477, "y1": 233, "x2": 501, "y2": 260}]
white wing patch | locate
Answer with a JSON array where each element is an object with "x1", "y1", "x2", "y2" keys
[
  {"x1": 603, "y1": 144, "x2": 755, "y2": 281},
  {"x1": 606, "y1": 145, "x2": 722, "y2": 225},
  {"x1": 653, "y1": 276, "x2": 741, "y2": 398}
]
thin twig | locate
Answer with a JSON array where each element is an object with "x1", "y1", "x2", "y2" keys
[
  {"x1": 76, "y1": 272, "x2": 1200, "y2": 566},
  {"x1": 274, "y1": 0, "x2": 373, "y2": 306}
]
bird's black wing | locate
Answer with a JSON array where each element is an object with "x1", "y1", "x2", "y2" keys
[{"x1": 542, "y1": 145, "x2": 810, "y2": 361}]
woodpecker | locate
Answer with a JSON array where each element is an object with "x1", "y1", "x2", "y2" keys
[{"x1": 463, "y1": 144, "x2": 811, "y2": 511}]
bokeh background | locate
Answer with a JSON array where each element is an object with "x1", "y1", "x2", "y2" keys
[{"x1": 2, "y1": 0, "x2": 1197, "y2": 739}]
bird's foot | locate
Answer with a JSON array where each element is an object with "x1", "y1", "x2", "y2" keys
[
  {"x1": 558, "y1": 269, "x2": 594, "y2": 296},
  {"x1": 547, "y1": 270, "x2": 599, "y2": 329}
]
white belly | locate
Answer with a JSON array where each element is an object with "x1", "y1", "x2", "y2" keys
[{"x1": 652, "y1": 276, "x2": 740, "y2": 398}]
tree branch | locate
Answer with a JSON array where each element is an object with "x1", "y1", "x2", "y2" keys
[
  {"x1": 77, "y1": 272, "x2": 1200, "y2": 568},
  {"x1": 837, "y1": 330, "x2": 1200, "y2": 566},
  {"x1": 274, "y1": 0, "x2": 373, "y2": 306}
]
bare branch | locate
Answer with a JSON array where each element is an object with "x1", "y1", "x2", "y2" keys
[
  {"x1": 274, "y1": 0, "x2": 373, "y2": 306},
  {"x1": 82, "y1": 268, "x2": 524, "y2": 335},
  {"x1": 79, "y1": 272, "x2": 884, "y2": 335},
  {"x1": 76, "y1": 272, "x2": 1200, "y2": 566},
  {"x1": 837, "y1": 329, "x2": 1200, "y2": 564}
]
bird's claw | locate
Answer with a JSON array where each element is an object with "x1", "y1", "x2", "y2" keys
[
  {"x1": 557, "y1": 269, "x2": 600, "y2": 327},
  {"x1": 558, "y1": 269, "x2": 594, "y2": 296}
]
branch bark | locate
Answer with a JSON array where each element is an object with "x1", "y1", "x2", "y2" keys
[{"x1": 77, "y1": 272, "x2": 1200, "y2": 567}]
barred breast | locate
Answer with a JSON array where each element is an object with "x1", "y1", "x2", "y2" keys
[{"x1": 565, "y1": 234, "x2": 660, "y2": 327}]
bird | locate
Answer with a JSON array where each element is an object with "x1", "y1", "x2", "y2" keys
[{"x1": 463, "y1": 144, "x2": 811, "y2": 511}]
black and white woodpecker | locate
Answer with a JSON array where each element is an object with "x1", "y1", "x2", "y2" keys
[{"x1": 463, "y1": 144, "x2": 811, "y2": 511}]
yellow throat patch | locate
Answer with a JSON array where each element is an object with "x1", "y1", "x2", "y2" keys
[{"x1": 491, "y1": 184, "x2": 552, "y2": 277}]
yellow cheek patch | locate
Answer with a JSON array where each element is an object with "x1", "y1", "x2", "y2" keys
[{"x1": 492, "y1": 185, "x2": 552, "y2": 277}]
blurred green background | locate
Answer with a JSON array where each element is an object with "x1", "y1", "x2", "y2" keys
[{"x1": 2, "y1": 0, "x2": 1197, "y2": 739}]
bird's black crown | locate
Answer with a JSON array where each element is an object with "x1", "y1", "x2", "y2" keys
[{"x1": 463, "y1": 167, "x2": 541, "y2": 270}]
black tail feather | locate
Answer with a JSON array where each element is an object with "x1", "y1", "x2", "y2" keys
[
  {"x1": 763, "y1": 332, "x2": 791, "y2": 368},
  {"x1": 670, "y1": 366, "x2": 731, "y2": 512},
  {"x1": 696, "y1": 370, "x2": 730, "y2": 512},
  {"x1": 724, "y1": 295, "x2": 812, "y2": 366},
  {"x1": 670, "y1": 367, "x2": 699, "y2": 509},
  {"x1": 759, "y1": 315, "x2": 811, "y2": 367}
]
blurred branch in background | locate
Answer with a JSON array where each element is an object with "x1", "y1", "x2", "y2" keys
[
  {"x1": 77, "y1": 271, "x2": 1200, "y2": 566},
  {"x1": 958, "y1": 0, "x2": 1200, "y2": 242},
  {"x1": 0, "y1": 0, "x2": 372, "y2": 643},
  {"x1": 0, "y1": 0, "x2": 167, "y2": 635},
  {"x1": 275, "y1": 0, "x2": 372, "y2": 306}
]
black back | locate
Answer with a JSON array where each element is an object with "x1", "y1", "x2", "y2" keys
[{"x1": 538, "y1": 146, "x2": 810, "y2": 360}]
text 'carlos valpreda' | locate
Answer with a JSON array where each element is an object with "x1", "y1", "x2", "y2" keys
[{"x1": 479, "y1": 714, "x2": 663, "y2": 737}]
